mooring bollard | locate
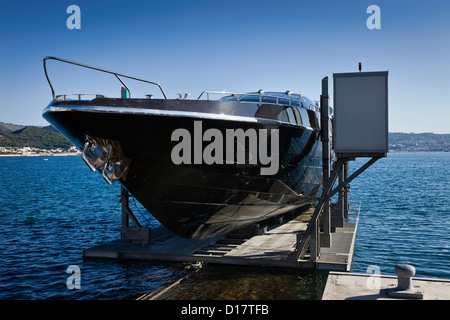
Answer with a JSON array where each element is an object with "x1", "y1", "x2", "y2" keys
[
  {"x1": 388, "y1": 264, "x2": 424, "y2": 299},
  {"x1": 395, "y1": 264, "x2": 415, "y2": 290}
]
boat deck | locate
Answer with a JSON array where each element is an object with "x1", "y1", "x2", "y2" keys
[{"x1": 83, "y1": 208, "x2": 359, "y2": 271}]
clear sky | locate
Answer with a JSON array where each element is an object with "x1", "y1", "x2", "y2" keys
[{"x1": 0, "y1": 0, "x2": 449, "y2": 133}]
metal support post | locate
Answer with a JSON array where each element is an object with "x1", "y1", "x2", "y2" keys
[
  {"x1": 310, "y1": 219, "x2": 320, "y2": 262},
  {"x1": 320, "y1": 76, "x2": 331, "y2": 247},
  {"x1": 121, "y1": 187, "x2": 129, "y2": 228},
  {"x1": 121, "y1": 187, "x2": 141, "y2": 228},
  {"x1": 120, "y1": 186, "x2": 151, "y2": 244},
  {"x1": 335, "y1": 162, "x2": 345, "y2": 228},
  {"x1": 344, "y1": 161, "x2": 350, "y2": 218},
  {"x1": 119, "y1": 86, "x2": 151, "y2": 244}
]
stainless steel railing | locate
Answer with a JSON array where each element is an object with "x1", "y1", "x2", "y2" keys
[
  {"x1": 197, "y1": 90, "x2": 303, "y2": 107},
  {"x1": 43, "y1": 56, "x2": 168, "y2": 100}
]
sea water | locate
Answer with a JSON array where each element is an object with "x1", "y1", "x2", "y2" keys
[{"x1": 0, "y1": 153, "x2": 448, "y2": 299}]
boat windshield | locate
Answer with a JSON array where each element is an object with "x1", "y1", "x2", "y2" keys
[
  {"x1": 224, "y1": 95, "x2": 302, "y2": 107},
  {"x1": 198, "y1": 90, "x2": 320, "y2": 112},
  {"x1": 219, "y1": 92, "x2": 303, "y2": 108}
]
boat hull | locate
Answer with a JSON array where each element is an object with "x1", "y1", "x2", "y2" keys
[{"x1": 43, "y1": 99, "x2": 323, "y2": 239}]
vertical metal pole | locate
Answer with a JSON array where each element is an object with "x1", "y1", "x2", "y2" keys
[
  {"x1": 310, "y1": 221, "x2": 319, "y2": 262},
  {"x1": 338, "y1": 162, "x2": 345, "y2": 224},
  {"x1": 121, "y1": 186, "x2": 129, "y2": 229},
  {"x1": 344, "y1": 161, "x2": 350, "y2": 218},
  {"x1": 320, "y1": 76, "x2": 331, "y2": 248},
  {"x1": 121, "y1": 86, "x2": 130, "y2": 232}
]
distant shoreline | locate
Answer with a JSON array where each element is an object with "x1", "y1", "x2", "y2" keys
[
  {"x1": 0, "y1": 152, "x2": 80, "y2": 157},
  {"x1": 1, "y1": 151, "x2": 448, "y2": 158}
]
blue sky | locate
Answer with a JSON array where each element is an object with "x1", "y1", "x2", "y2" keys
[{"x1": 0, "y1": 0, "x2": 449, "y2": 133}]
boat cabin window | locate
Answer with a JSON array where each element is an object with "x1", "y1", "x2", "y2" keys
[
  {"x1": 298, "y1": 108, "x2": 309, "y2": 127},
  {"x1": 292, "y1": 107, "x2": 302, "y2": 125},
  {"x1": 278, "y1": 109, "x2": 289, "y2": 122},
  {"x1": 307, "y1": 109, "x2": 319, "y2": 129},
  {"x1": 278, "y1": 106, "x2": 309, "y2": 125},
  {"x1": 286, "y1": 107, "x2": 296, "y2": 125}
]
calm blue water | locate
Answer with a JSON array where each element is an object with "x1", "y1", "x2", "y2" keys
[
  {"x1": 350, "y1": 152, "x2": 450, "y2": 279},
  {"x1": 0, "y1": 153, "x2": 448, "y2": 299}
]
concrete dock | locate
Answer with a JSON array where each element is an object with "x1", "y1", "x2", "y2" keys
[
  {"x1": 322, "y1": 271, "x2": 450, "y2": 300},
  {"x1": 83, "y1": 207, "x2": 359, "y2": 271}
]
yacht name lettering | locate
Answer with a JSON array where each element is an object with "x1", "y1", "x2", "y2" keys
[{"x1": 171, "y1": 121, "x2": 279, "y2": 175}]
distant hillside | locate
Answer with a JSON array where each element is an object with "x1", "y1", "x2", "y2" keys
[
  {"x1": 389, "y1": 132, "x2": 450, "y2": 152},
  {"x1": 0, "y1": 121, "x2": 449, "y2": 152},
  {"x1": 0, "y1": 124, "x2": 72, "y2": 149},
  {"x1": 0, "y1": 122, "x2": 25, "y2": 133}
]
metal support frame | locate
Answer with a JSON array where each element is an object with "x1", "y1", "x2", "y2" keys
[
  {"x1": 120, "y1": 187, "x2": 141, "y2": 228},
  {"x1": 120, "y1": 186, "x2": 151, "y2": 245},
  {"x1": 295, "y1": 156, "x2": 382, "y2": 262},
  {"x1": 293, "y1": 72, "x2": 388, "y2": 264}
]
